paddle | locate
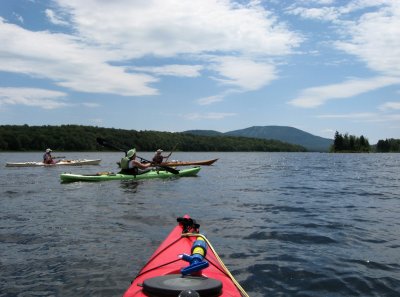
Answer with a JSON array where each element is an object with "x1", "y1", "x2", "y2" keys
[
  {"x1": 96, "y1": 137, "x2": 179, "y2": 174},
  {"x1": 164, "y1": 143, "x2": 178, "y2": 162}
]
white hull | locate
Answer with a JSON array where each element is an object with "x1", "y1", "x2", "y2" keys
[{"x1": 5, "y1": 159, "x2": 101, "y2": 167}]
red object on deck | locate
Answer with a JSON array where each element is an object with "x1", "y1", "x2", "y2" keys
[{"x1": 123, "y1": 215, "x2": 243, "y2": 297}]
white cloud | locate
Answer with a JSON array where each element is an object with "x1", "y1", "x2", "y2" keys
[
  {"x1": 0, "y1": 1, "x2": 301, "y2": 99},
  {"x1": 0, "y1": 19, "x2": 158, "y2": 96},
  {"x1": 210, "y1": 56, "x2": 277, "y2": 91},
  {"x1": 289, "y1": 76, "x2": 400, "y2": 108},
  {"x1": 288, "y1": 1, "x2": 400, "y2": 77},
  {"x1": 45, "y1": 9, "x2": 68, "y2": 26},
  {"x1": 334, "y1": 1, "x2": 400, "y2": 76},
  {"x1": 316, "y1": 112, "x2": 375, "y2": 119},
  {"x1": 183, "y1": 112, "x2": 236, "y2": 120},
  {"x1": 286, "y1": 6, "x2": 340, "y2": 21},
  {"x1": 56, "y1": 0, "x2": 300, "y2": 58},
  {"x1": 0, "y1": 87, "x2": 69, "y2": 109},
  {"x1": 12, "y1": 13, "x2": 24, "y2": 24},
  {"x1": 317, "y1": 111, "x2": 400, "y2": 123},
  {"x1": 196, "y1": 89, "x2": 240, "y2": 105},
  {"x1": 286, "y1": 1, "x2": 400, "y2": 112},
  {"x1": 130, "y1": 64, "x2": 203, "y2": 77},
  {"x1": 89, "y1": 118, "x2": 103, "y2": 125},
  {"x1": 379, "y1": 101, "x2": 400, "y2": 111},
  {"x1": 197, "y1": 95, "x2": 225, "y2": 106},
  {"x1": 286, "y1": 0, "x2": 390, "y2": 22},
  {"x1": 81, "y1": 102, "x2": 100, "y2": 108}
]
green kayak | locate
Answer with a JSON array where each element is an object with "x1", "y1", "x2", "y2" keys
[{"x1": 60, "y1": 166, "x2": 201, "y2": 182}]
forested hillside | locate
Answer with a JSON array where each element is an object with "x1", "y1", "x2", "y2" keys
[{"x1": 0, "y1": 125, "x2": 307, "y2": 152}]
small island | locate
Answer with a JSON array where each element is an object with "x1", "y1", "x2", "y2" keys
[{"x1": 331, "y1": 131, "x2": 400, "y2": 153}]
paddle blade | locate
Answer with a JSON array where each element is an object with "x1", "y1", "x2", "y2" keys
[
  {"x1": 161, "y1": 165, "x2": 179, "y2": 175},
  {"x1": 96, "y1": 137, "x2": 126, "y2": 154}
]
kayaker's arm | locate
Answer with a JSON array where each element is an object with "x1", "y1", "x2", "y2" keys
[{"x1": 132, "y1": 160, "x2": 152, "y2": 170}]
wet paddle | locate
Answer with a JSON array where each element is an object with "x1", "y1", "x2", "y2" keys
[
  {"x1": 164, "y1": 143, "x2": 178, "y2": 162},
  {"x1": 96, "y1": 137, "x2": 179, "y2": 174}
]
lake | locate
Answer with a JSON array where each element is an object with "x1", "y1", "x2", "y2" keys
[{"x1": 1, "y1": 152, "x2": 399, "y2": 297}]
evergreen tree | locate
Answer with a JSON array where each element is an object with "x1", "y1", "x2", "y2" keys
[
  {"x1": 330, "y1": 131, "x2": 371, "y2": 153},
  {"x1": 376, "y1": 138, "x2": 400, "y2": 152}
]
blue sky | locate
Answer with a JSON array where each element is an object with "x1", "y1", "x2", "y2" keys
[{"x1": 1, "y1": 0, "x2": 400, "y2": 144}]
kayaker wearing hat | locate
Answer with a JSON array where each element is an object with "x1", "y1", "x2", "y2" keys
[
  {"x1": 120, "y1": 148, "x2": 152, "y2": 175},
  {"x1": 43, "y1": 148, "x2": 55, "y2": 164},
  {"x1": 152, "y1": 148, "x2": 172, "y2": 164}
]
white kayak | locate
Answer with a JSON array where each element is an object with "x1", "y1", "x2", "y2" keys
[{"x1": 5, "y1": 159, "x2": 101, "y2": 167}]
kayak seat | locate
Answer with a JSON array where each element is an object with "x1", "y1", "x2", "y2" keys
[{"x1": 143, "y1": 274, "x2": 222, "y2": 297}]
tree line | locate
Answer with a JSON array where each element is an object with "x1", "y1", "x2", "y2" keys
[
  {"x1": 376, "y1": 138, "x2": 400, "y2": 152},
  {"x1": 0, "y1": 125, "x2": 306, "y2": 152},
  {"x1": 331, "y1": 131, "x2": 370, "y2": 152},
  {"x1": 331, "y1": 131, "x2": 400, "y2": 153}
]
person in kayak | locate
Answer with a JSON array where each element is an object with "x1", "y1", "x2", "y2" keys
[
  {"x1": 43, "y1": 148, "x2": 55, "y2": 164},
  {"x1": 152, "y1": 149, "x2": 172, "y2": 164},
  {"x1": 120, "y1": 148, "x2": 152, "y2": 175}
]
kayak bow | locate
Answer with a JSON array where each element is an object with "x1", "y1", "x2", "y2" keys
[{"x1": 123, "y1": 215, "x2": 248, "y2": 297}]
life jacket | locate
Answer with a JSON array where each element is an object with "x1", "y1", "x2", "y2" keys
[
  {"x1": 120, "y1": 156, "x2": 130, "y2": 169},
  {"x1": 120, "y1": 157, "x2": 138, "y2": 175},
  {"x1": 152, "y1": 154, "x2": 163, "y2": 164},
  {"x1": 43, "y1": 153, "x2": 53, "y2": 164}
]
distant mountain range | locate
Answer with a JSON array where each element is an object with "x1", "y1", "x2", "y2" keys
[{"x1": 184, "y1": 126, "x2": 333, "y2": 152}]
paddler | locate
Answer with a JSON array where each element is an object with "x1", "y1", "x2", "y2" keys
[
  {"x1": 43, "y1": 148, "x2": 55, "y2": 164},
  {"x1": 152, "y1": 148, "x2": 172, "y2": 164},
  {"x1": 120, "y1": 148, "x2": 152, "y2": 175}
]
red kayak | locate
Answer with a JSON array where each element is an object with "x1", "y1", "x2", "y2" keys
[{"x1": 123, "y1": 215, "x2": 248, "y2": 297}]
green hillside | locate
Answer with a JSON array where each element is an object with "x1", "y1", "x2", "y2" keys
[{"x1": 0, "y1": 125, "x2": 306, "y2": 152}]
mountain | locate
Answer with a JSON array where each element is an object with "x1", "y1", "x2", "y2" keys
[
  {"x1": 184, "y1": 126, "x2": 333, "y2": 152},
  {"x1": 183, "y1": 130, "x2": 223, "y2": 137}
]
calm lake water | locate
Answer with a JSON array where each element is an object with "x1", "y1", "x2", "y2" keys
[{"x1": 1, "y1": 152, "x2": 399, "y2": 297}]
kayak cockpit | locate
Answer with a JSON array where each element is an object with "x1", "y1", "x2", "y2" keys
[{"x1": 143, "y1": 274, "x2": 222, "y2": 297}]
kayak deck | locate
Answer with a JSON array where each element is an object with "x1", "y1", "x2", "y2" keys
[
  {"x1": 123, "y1": 215, "x2": 248, "y2": 297},
  {"x1": 6, "y1": 159, "x2": 101, "y2": 167},
  {"x1": 161, "y1": 158, "x2": 219, "y2": 166},
  {"x1": 60, "y1": 166, "x2": 200, "y2": 182}
]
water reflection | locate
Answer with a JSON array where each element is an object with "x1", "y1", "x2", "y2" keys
[{"x1": 120, "y1": 180, "x2": 139, "y2": 193}]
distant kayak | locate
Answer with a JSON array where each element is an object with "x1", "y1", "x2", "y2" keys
[
  {"x1": 123, "y1": 215, "x2": 248, "y2": 297},
  {"x1": 60, "y1": 166, "x2": 200, "y2": 182},
  {"x1": 160, "y1": 158, "x2": 218, "y2": 166},
  {"x1": 6, "y1": 159, "x2": 101, "y2": 167}
]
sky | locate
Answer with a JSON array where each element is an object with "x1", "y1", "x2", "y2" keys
[{"x1": 1, "y1": 0, "x2": 400, "y2": 144}]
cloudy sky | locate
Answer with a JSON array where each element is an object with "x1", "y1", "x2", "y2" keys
[{"x1": 1, "y1": 0, "x2": 400, "y2": 143}]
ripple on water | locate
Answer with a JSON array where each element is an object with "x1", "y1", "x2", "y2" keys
[
  {"x1": 1, "y1": 152, "x2": 400, "y2": 297},
  {"x1": 244, "y1": 231, "x2": 337, "y2": 245},
  {"x1": 243, "y1": 262, "x2": 400, "y2": 297}
]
